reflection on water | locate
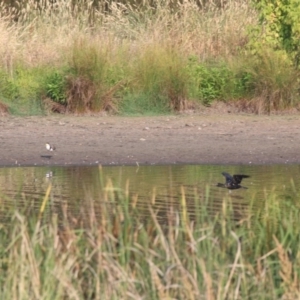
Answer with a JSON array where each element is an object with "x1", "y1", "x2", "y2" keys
[{"x1": 0, "y1": 164, "x2": 299, "y2": 224}]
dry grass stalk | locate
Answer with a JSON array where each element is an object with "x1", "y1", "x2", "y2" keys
[
  {"x1": 273, "y1": 235, "x2": 300, "y2": 299},
  {"x1": 66, "y1": 76, "x2": 97, "y2": 113},
  {"x1": 167, "y1": 231, "x2": 199, "y2": 297},
  {"x1": 199, "y1": 258, "x2": 215, "y2": 300},
  {"x1": 223, "y1": 231, "x2": 241, "y2": 299},
  {"x1": 148, "y1": 259, "x2": 169, "y2": 299},
  {"x1": 100, "y1": 79, "x2": 127, "y2": 113},
  {"x1": 149, "y1": 205, "x2": 171, "y2": 260}
]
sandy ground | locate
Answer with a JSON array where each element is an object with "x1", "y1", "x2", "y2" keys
[{"x1": 1, "y1": 112, "x2": 300, "y2": 167}]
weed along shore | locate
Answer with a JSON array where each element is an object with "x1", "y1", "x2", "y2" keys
[{"x1": 1, "y1": 113, "x2": 300, "y2": 166}]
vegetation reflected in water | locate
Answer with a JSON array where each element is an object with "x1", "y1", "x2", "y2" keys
[{"x1": 0, "y1": 164, "x2": 300, "y2": 219}]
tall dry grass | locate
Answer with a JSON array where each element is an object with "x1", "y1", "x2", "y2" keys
[{"x1": 0, "y1": 0, "x2": 256, "y2": 69}]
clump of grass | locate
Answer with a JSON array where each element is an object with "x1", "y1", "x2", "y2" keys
[
  {"x1": 124, "y1": 45, "x2": 189, "y2": 113},
  {"x1": 66, "y1": 39, "x2": 107, "y2": 113},
  {"x1": 1, "y1": 176, "x2": 300, "y2": 299},
  {"x1": 235, "y1": 49, "x2": 300, "y2": 113}
]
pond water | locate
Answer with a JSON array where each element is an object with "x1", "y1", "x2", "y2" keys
[{"x1": 0, "y1": 164, "x2": 299, "y2": 224}]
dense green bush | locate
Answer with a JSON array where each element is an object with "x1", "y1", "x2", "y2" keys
[
  {"x1": 250, "y1": 0, "x2": 300, "y2": 65},
  {"x1": 0, "y1": 71, "x2": 19, "y2": 101},
  {"x1": 0, "y1": 67, "x2": 45, "y2": 115},
  {"x1": 45, "y1": 71, "x2": 67, "y2": 105},
  {"x1": 187, "y1": 57, "x2": 253, "y2": 105}
]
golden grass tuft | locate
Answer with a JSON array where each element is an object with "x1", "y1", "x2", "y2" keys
[
  {"x1": 199, "y1": 258, "x2": 215, "y2": 300},
  {"x1": 274, "y1": 235, "x2": 300, "y2": 299}
]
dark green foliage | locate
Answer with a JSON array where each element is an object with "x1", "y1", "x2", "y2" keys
[
  {"x1": 250, "y1": 0, "x2": 300, "y2": 66},
  {"x1": 187, "y1": 57, "x2": 253, "y2": 105},
  {"x1": 0, "y1": 67, "x2": 46, "y2": 115},
  {"x1": 45, "y1": 71, "x2": 67, "y2": 105},
  {"x1": 0, "y1": 71, "x2": 19, "y2": 101}
]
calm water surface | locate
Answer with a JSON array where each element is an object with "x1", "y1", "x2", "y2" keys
[{"x1": 0, "y1": 164, "x2": 299, "y2": 222}]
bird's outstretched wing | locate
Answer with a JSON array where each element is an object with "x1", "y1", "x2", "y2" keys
[
  {"x1": 221, "y1": 172, "x2": 233, "y2": 184},
  {"x1": 232, "y1": 174, "x2": 250, "y2": 184}
]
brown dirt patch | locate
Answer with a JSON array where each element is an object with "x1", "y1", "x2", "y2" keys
[{"x1": 1, "y1": 110, "x2": 300, "y2": 166}]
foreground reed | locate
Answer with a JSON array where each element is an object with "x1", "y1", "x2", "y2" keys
[{"x1": 1, "y1": 179, "x2": 300, "y2": 299}]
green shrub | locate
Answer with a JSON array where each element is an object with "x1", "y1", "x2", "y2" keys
[
  {"x1": 0, "y1": 67, "x2": 46, "y2": 115},
  {"x1": 45, "y1": 71, "x2": 67, "y2": 105},
  {"x1": 250, "y1": 0, "x2": 300, "y2": 66},
  {"x1": 187, "y1": 58, "x2": 253, "y2": 105},
  {"x1": 0, "y1": 71, "x2": 19, "y2": 101}
]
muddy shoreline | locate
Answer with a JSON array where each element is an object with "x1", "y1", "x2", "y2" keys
[{"x1": 1, "y1": 113, "x2": 300, "y2": 167}]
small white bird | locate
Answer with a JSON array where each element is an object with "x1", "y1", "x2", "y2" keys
[
  {"x1": 46, "y1": 171, "x2": 53, "y2": 178},
  {"x1": 45, "y1": 143, "x2": 56, "y2": 151}
]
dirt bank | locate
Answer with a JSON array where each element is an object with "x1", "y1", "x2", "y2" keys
[{"x1": 1, "y1": 112, "x2": 300, "y2": 167}]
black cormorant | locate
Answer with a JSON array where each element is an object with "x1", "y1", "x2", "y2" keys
[{"x1": 217, "y1": 172, "x2": 250, "y2": 189}]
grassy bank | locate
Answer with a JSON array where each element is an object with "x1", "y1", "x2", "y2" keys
[
  {"x1": 0, "y1": 0, "x2": 299, "y2": 115},
  {"x1": 1, "y1": 179, "x2": 300, "y2": 299}
]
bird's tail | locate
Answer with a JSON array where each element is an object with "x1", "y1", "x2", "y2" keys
[
  {"x1": 216, "y1": 183, "x2": 226, "y2": 188},
  {"x1": 240, "y1": 186, "x2": 248, "y2": 189}
]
